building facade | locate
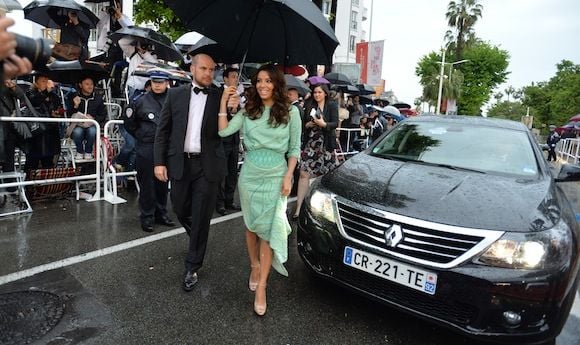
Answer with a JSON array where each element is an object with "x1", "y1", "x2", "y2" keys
[{"x1": 321, "y1": 0, "x2": 368, "y2": 64}]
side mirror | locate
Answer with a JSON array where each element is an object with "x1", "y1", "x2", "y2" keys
[{"x1": 555, "y1": 164, "x2": 580, "y2": 182}]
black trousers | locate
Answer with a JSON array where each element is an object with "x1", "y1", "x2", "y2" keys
[
  {"x1": 547, "y1": 147, "x2": 557, "y2": 161},
  {"x1": 136, "y1": 143, "x2": 168, "y2": 222},
  {"x1": 216, "y1": 142, "x2": 239, "y2": 208},
  {"x1": 171, "y1": 155, "x2": 218, "y2": 272}
]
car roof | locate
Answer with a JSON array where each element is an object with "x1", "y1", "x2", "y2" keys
[{"x1": 405, "y1": 115, "x2": 530, "y2": 132}]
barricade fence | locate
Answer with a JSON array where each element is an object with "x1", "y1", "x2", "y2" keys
[
  {"x1": 557, "y1": 138, "x2": 580, "y2": 164},
  {"x1": 103, "y1": 119, "x2": 138, "y2": 204},
  {"x1": 335, "y1": 127, "x2": 369, "y2": 160},
  {"x1": 0, "y1": 117, "x2": 102, "y2": 202}
]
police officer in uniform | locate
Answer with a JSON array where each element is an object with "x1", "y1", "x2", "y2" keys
[{"x1": 124, "y1": 71, "x2": 175, "y2": 232}]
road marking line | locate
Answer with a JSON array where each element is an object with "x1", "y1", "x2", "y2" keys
[{"x1": 0, "y1": 197, "x2": 296, "y2": 286}]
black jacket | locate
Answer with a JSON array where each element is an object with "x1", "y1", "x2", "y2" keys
[
  {"x1": 154, "y1": 84, "x2": 226, "y2": 182},
  {"x1": 304, "y1": 99, "x2": 339, "y2": 151},
  {"x1": 66, "y1": 91, "x2": 107, "y2": 126},
  {"x1": 124, "y1": 91, "x2": 167, "y2": 143}
]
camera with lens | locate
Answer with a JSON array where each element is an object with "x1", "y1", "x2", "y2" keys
[{"x1": 14, "y1": 33, "x2": 53, "y2": 69}]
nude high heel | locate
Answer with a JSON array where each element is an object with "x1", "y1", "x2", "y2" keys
[
  {"x1": 249, "y1": 264, "x2": 260, "y2": 292},
  {"x1": 254, "y1": 283, "x2": 267, "y2": 316}
]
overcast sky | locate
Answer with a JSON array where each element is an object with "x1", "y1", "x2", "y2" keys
[{"x1": 363, "y1": 0, "x2": 580, "y2": 107}]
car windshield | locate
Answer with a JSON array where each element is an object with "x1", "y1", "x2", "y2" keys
[{"x1": 370, "y1": 122, "x2": 539, "y2": 177}]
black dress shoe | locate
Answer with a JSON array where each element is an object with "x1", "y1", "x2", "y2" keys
[
  {"x1": 183, "y1": 271, "x2": 198, "y2": 291},
  {"x1": 141, "y1": 220, "x2": 154, "y2": 232},
  {"x1": 155, "y1": 215, "x2": 175, "y2": 227},
  {"x1": 225, "y1": 203, "x2": 241, "y2": 211},
  {"x1": 216, "y1": 206, "x2": 226, "y2": 215}
]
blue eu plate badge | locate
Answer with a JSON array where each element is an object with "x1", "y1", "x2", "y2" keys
[{"x1": 344, "y1": 247, "x2": 353, "y2": 265}]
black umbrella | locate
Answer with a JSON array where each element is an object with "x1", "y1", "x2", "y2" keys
[
  {"x1": 0, "y1": 0, "x2": 22, "y2": 12},
  {"x1": 356, "y1": 83, "x2": 375, "y2": 96},
  {"x1": 23, "y1": 0, "x2": 100, "y2": 28},
  {"x1": 392, "y1": 102, "x2": 412, "y2": 109},
  {"x1": 44, "y1": 60, "x2": 109, "y2": 85},
  {"x1": 332, "y1": 84, "x2": 359, "y2": 95},
  {"x1": 109, "y1": 26, "x2": 182, "y2": 62},
  {"x1": 186, "y1": 36, "x2": 242, "y2": 64},
  {"x1": 163, "y1": 0, "x2": 339, "y2": 65},
  {"x1": 324, "y1": 72, "x2": 352, "y2": 85},
  {"x1": 131, "y1": 61, "x2": 192, "y2": 83},
  {"x1": 358, "y1": 95, "x2": 374, "y2": 105},
  {"x1": 284, "y1": 75, "x2": 309, "y2": 97}
]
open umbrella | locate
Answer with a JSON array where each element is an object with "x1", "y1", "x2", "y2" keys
[
  {"x1": 0, "y1": 0, "x2": 22, "y2": 12},
  {"x1": 23, "y1": 0, "x2": 100, "y2": 28},
  {"x1": 307, "y1": 76, "x2": 330, "y2": 85},
  {"x1": 356, "y1": 83, "x2": 375, "y2": 96},
  {"x1": 284, "y1": 75, "x2": 309, "y2": 96},
  {"x1": 186, "y1": 36, "x2": 241, "y2": 64},
  {"x1": 44, "y1": 60, "x2": 109, "y2": 85},
  {"x1": 131, "y1": 61, "x2": 192, "y2": 83},
  {"x1": 324, "y1": 72, "x2": 352, "y2": 85},
  {"x1": 358, "y1": 95, "x2": 374, "y2": 105},
  {"x1": 333, "y1": 84, "x2": 359, "y2": 95},
  {"x1": 163, "y1": 0, "x2": 339, "y2": 65},
  {"x1": 109, "y1": 26, "x2": 182, "y2": 61},
  {"x1": 174, "y1": 31, "x2": 205, "y2": 52},
  {"x1": 392, "y1": 102, "x2": 412, "y2": 109}
]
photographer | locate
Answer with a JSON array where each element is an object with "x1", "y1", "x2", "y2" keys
[
  {"x1": 48, "y1": 8, "x2": 90, "y2": 61},
  {"x1": 96, "y1": 0, "x2": 132, "y2": 98}
]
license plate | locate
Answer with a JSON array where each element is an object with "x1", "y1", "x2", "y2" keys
[{"x1": 343, "y1": 246, "x2": 438, "y2": 295}]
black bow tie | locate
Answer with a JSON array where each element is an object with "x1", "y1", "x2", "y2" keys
[{"x1": 193, "y1": 86, "x2": 208, "y2": 95}]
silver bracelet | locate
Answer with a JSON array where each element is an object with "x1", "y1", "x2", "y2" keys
[{"x1": 218, "y1": 113, "x2": 228, "y2": 117}]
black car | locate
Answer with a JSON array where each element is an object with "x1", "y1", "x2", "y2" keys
[{"x1": 297, "y1": 116, "x2": 580, "y2": 345}]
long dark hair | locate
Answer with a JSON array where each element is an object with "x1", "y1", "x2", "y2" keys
[{"x1": 244, "y1": 64, "x2": 290, "y2": 127}]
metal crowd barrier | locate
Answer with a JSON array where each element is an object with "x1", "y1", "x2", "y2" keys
[
  {"x1": 557, "y1": 138, "x2": 580, "y2": 164},
  {"x1": 103, "y1": 119, "x2": 138, "y2": 204},
  {"x1": 0, "y1": 117, "x2": 102, "y2": 205},
  {"x1": 335, "y1": 127, "x2": 369, "y2": 160}
]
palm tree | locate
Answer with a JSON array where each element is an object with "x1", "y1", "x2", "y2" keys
[
  {"x1": 445, "y1": 0, "x2": 483, "y2": 58},
  {"x1": 504, "y1": 85, "x2": 515, "y2": 102},
  {"x1": 494, "y1": 92, "x2": 503, "y2": 103}
]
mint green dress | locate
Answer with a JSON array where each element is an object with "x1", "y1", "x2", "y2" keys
[{"x1": 218, "y1": 106, "x2": 302, "y2": 276}]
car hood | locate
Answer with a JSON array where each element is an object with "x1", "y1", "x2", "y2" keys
[{"x1": 321, "y1": 153, "x2": 561, "y2": 232}]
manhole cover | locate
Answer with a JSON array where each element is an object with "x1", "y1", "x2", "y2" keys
[{"x1": 0, "y1": 291, "x2": 66, "y2": 345}]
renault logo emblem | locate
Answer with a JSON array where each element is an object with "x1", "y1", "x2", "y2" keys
[{"x1": 385, "y1": 224, "x2": 403, "y2": 247}]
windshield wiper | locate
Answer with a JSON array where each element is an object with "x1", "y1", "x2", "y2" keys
[{"x1": 413, "y1": 160, "x2": 487, "y2": 174}]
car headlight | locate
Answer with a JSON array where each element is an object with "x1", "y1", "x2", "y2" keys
[
  {"x1": 476, "y1": 221, "x2": 573, "y2": 269},
  {"x1": 308, "y1": 189, "x2": 336, "y2": 223}
]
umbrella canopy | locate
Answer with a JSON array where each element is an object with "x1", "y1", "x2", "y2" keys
[
  {"x1": 84, "y1": 0, "x2": 112, "y2": 3},
  {"x1": 109, "y1": 26, "x2": 182, "y2": 61},
  {"x1": 307, "y1": 76, "x2": 330, "y2": 85},
  {"x1": 186, "y1": 36, "x2": 241, "y2": 64},
  {"x1": 284, "y1": 75, "x2": 309, "y2": 97},
  {"x1": 356, "y1": 83, "x2": 375, "y2": 96},
  {"x1": 163, "y1": 0, "x2": 339, "y2": 65},
  {"x1": 24, "y1": 0, "x2": 99, "y2": 28},
  {"x1": 324, "y1": 72, "x2": 351, "y2": 85},
  {"x1": 278, "y1": 65, "x2": 308, "y2": 78},
  {"x1": 569, "y1": 114, "x2": 580, "y2": 122},
  {"x1": 132, "y1": 61, "x2": 192, "y2": 83},
  {"x1": 392, "y1": 102, "x2": 412, "y2": 109},
  {"x1": 174, "y1": 31, "x2": 205, "y2": 52},
  {"x1": 0, "y1": 0, "x2": 22, "y2": 12},
  {"x1": 358, "y1": 95, "x2": 374, "y2": 105},
  {"x1": 333, "y1": 84, "x2": 359, "y2": 95},
  {"x1": 43, "y1": 60, "x2": 109, "y2": 85}
]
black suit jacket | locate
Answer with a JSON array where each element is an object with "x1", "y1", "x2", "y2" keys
[
  {"x1": 154, "y1": 84, "x2": 226, "y2": 182},
  {"x1": 304, "y1": 99, "x2": 339, "y2": 151}
]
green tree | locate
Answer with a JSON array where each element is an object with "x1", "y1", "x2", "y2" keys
[
  {"x1": 133, "y1": 0, "x2": 187, "y2": 41},
  {"x1": 445, "y1": 0, "x2": 483, "y2": 59},
  {"x1": 494, "y1": 92, "x2": 503, "y2": 103},
  {"x1": 458, "y1": 41, "x2": 510, "y2": 114},
  {"x1": 415, "y1": 41, "x2": 509, "y2": 115},
  {"x1": 523, "y1": 60, "x2": 580, "y2": 126},
  {"x1": 504, "y1": 85, "x2": 515, "y2": 102},
  {"x1": 487, "y1": 101, "x2": 531, "y2": 121}
]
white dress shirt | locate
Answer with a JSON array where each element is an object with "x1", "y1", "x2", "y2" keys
[{"x1": 183, "y1": 83, "x2": 207, "y2": 153}]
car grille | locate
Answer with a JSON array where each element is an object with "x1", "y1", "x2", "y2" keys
[
  {"x1": 324, "y1": 257, "x2": 478, "y2": 326},
  {"x1": 335, "y1": 199, "x2": 503, "y2": 269}
]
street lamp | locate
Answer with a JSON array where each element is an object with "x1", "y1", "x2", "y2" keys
[{"x1": 436, "y1": 56, "x2": 469, "y2": 115}]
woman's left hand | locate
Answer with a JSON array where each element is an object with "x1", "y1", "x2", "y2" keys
[
  {"x1": 281, "y1": 175, "x2": 292, "y2": 196},
  {"x1": 313, "y1": 116, "x2": 326, "y2": 128}
]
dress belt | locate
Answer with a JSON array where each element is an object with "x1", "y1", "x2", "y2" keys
[{"x1": 184, "y1": 152, "x2": 201, "y2": 158}]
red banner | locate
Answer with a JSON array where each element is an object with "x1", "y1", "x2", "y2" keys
[{"x1": 356, "y1": 42, "x2": 368, "y2": 83}]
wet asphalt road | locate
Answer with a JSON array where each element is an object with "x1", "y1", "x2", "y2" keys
[{"x1": 0, "y1": 178, "x2": 579, "y2": 345}]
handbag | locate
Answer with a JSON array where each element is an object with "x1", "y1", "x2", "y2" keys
[{"x1": 52, "y1": 43, "x2": 82, "y2": 61}]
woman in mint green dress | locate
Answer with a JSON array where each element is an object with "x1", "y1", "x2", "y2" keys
[{"x1": 218, "y1": 64, "x2": 302, "y2": 316}]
